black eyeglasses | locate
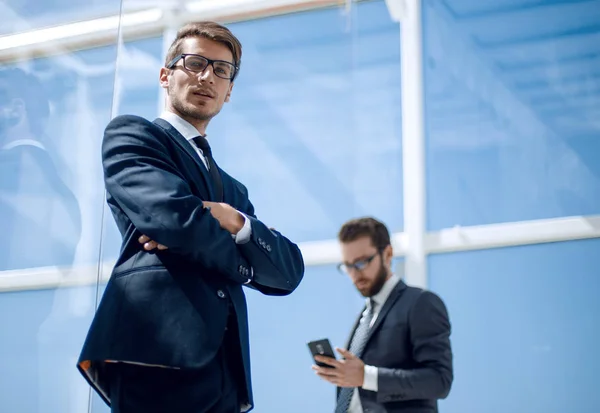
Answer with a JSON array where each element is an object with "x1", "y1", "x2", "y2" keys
[
  {"x1": 166, "y1": 54, "x2": 238, "y2": 80},
  {"x1": 337, "y1": 252, "x2": 380, "y2": 274}
]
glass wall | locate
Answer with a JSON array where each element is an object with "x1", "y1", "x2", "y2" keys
[
  {"x1": 429, "y1": 238, "x2": 600, "y2": 413},
  {"x1": 0, "y1": 0, "x2": 123, "y2": 411},
  {"x1": 1, "y1": 1, "x2": 403, "y2": 412},
  {"x1": 424, "y1": 1, "x2": 600, "y2": 412},
  {"x1": 2, "y1": 0, "x2": 599, "y2": 412},
  {"x1": 423, "y1": 0, "x2": 600, "y2": 230}
]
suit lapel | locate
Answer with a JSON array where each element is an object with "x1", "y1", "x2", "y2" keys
[
  {"x1": 363, "y1": 280, "x2": 407, "y2": 347},
  {"x1": 153, "y1": 118, "x2": 215, "y2": 200}
]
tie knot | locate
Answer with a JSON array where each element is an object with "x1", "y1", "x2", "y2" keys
[{"x1": 192, "y1": 135, "x2": 211, "y2": 153}]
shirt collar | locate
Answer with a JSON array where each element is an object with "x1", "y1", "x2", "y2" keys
[
  {"x1": 159, "y1": 111, "x2": 206, "y2": 142},
  {"x1": 369, "y1": 272, "x2": 401, "y2": 309}
]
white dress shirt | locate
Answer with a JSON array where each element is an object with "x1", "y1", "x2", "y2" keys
[
  {"x1": 159, "y1": 111, "x2": 251, "y2": 244},
  {"x1": 348, "y1": 272, "x2": 401, "y2": 413}
]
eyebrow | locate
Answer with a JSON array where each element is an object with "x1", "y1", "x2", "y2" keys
[{"x1": 348, "y1": 253, "x2": 376, "y2": 264}]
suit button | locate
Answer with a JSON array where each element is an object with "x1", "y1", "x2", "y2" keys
[
  {"x1": 266, "y1": 245, "x2": 271, "y2": 252},
  {"x1": 217, "y1": 290, "x2": 226, "y2": 299}
]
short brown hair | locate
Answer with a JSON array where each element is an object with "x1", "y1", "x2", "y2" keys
[
  {"x1": 165, "y1": 21, "x2": 242, "y2": 72},
  {"x1": 338, "y1": 217, "x2": 391, "y2": 251}
]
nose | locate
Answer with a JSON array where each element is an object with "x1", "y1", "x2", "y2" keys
[
  {"x1": 199, "y1": 65, "x2": 215, "y2": 83},
  {"x1": 347, "y1": 269, "x2": 362, "y2": 280}
]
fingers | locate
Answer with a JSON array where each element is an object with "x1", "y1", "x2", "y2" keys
[
  {"x1": 314, "y1": 355, "x2": 341, "y2": 368},
  {"x1": 203, "y1": 201, "x2": 233, "y2": 210},
  {"x1": 315, "y1": 371, "x2": 337, "y2": 384},
  {"x1": 336, "y1": 348, "x2": 355, "y2": 359},
  {"x1": 143, "y1": 240, "x2": 158, "y2": 251},
  {"x1": 312, "y1": 365, "x2": 338, "y2": 378},
  {"x1": 138, "y1": 235, "x2": 168, "y2": 251},
  {"x1": 313, "y1": 366, "x2": 351, "y2": 387}
]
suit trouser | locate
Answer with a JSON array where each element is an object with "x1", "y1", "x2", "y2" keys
[{"x1": 106, "y1": 306, "x2": 245, "y2": 413}]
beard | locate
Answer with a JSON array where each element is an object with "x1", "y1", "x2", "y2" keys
[
  {"x1": 171, "y1": 91, "x2": 221, "y2": 124},
  {"x1": 360, "y1": 260, "x2": 388, "y2": 297}
]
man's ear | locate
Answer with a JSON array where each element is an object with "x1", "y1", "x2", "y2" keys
[
  {"x1": 383, "y1": 244, "x2": 394, "y2": 268},
  {"x1": 224, "y1": 82, "x2": 234, "y2": 103},
  {"x1": 159, "y1": 67, "x2": 170, "y2": 89}
]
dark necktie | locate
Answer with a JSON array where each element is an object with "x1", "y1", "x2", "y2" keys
[
  {"x1": 192, "y1": 135, "x2": 223, "y2": 202},
  {"x1": 335, "y1": 299, "x2": 376, "y2": 413}
]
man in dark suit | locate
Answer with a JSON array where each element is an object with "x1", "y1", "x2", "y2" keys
[
  {"x1": 77, "y1": 21, "x2": 305, "y2": 413},
  {"x1": 313, "y1": 217, "x2": 452, "y2": 413}
]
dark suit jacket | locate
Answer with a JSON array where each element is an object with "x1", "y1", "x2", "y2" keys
[
  {"x1": 77, "y1": 115, "x2": 305, "y2": 411},
  {"x1": 339, "y1": 281, "x2": 453, "y2": 413}
]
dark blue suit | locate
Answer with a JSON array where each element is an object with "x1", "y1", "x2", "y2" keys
[
  {"x1": 77, "y1": 115, "x2": 305, "y2": 412},
  {"x1": 339, "y1": 281, "x2": 453, "y2": 413}
]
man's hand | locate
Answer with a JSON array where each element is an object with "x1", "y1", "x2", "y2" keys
[
  {"x1": 312, "y1": 348, "x2": 365, "y2": 388},
  {"x1": 202, "y1": 201, "x2": 245, "y2": 235},
  {"x1": 138, "y1": 235, "x2": 168, "y2": 251},
  {"x1": 137, "y1": 201, "x2": 243, "y2": 250}
]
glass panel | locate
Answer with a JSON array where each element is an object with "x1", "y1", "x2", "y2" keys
[
  {"x1": 99, "y1": 35, "x2": 164, "y2": 266},
  {"x1": 429, "y1": 238, "x2": 600, "y2": 413},
  {"x1": 209, "y1": 0, "x2": 403, "y2": 241},
  {"x1": 1, "y1": 0, "x2": 125, "y2": 35},
  {"x1": 247, "y1": 259, "x2": 404, "y2": 412},
  {"x1": 246, "y1": 264, "x2": 364, "y2": 412},
  {"x1": 423, "y1": 0, "x2": 600, "y2": 230},
  {"x1": 88, "y1": 35, "x2": 164, "y2": 413},
  {"x1": 0, "y1": 0, "x2": 122, "y2": 411},
  {"x1": 89, "y1": 1, "x2": 402, "y2": 412}
]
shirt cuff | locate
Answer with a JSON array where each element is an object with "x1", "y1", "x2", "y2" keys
[
  {"x1": 232, "y1": 212, "x2": 252, "y2": 244},
  {"x1": 362, "y1": 365, "x2": 378, "y2": 391}
]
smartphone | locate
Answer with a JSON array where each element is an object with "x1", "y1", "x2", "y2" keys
[{"x1": 307, "y1": 338, "x2": 337, "y2": 368}]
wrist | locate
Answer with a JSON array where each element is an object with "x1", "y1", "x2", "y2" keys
[
  {"x1": 362, "y1": 365, "x2": 379, "y2": 391},
  {"x1": 231, "y1": 212, "x2": 245, "y2": 234}
]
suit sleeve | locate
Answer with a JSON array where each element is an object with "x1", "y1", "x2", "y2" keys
[
  {"x1": 102, "y1": 115, "x2": 252, "y2": 284},
  {"x1": 228, "y1": 179, "x2": 305, "y2": 296},
  {"x1": 376, "y1": 291, "x2": 453, "y2": 402}
]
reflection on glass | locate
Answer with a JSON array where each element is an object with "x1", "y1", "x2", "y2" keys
[
  {"x1": 0, "y1": 68, "x2": 81, "y2": 270},
  {"x1": 0, "y1": 2, "x2": 121, "y2": 411},
  {"x1": 424, "y1": 0, "x2": 600, "y2": 230},
  {"x1": 0, "y1": 0, "x2": 123, "y2": 36},
  {"x1": 0, "y1": 67, "x2": 82, "y2": 413},
  {"x1": 209, "y1": 0, "x2": 403, "y2": 241},
  {"x1": 0, "y1": 1, "x2": 406, "y2": 412}
]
